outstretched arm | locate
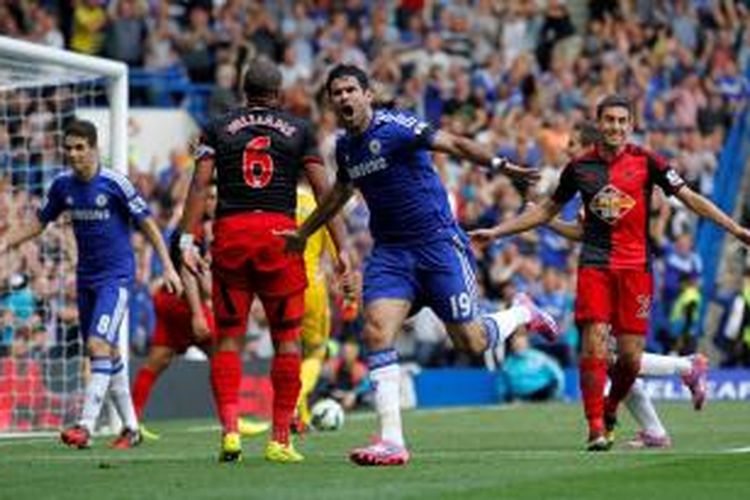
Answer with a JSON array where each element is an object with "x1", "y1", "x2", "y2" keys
[
  {"x1": 675, "y1": 186, "x2": 750, "y2": 244},
  {"x1": 430, "y1": 130, "x2": 540, "y2": 184},
  {"x1": 547, "y1": 217, "x2": 584, "y2": 242},
  {"x1": 470, "y1": 198, "x2": 563, "y2": 246},
  {"x1": 304, "y1": 159, "x2": 352, "y2": 266},
  {"x1": 0, "y1": 217, "x2": 44, "y2": 254},
  {"x1": 283, "y1": 179, "x2": 354, "y2": 253}
]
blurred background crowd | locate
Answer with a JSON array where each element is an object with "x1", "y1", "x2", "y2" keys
[{"x1": 2, "y1": 0, "x2": 750, "y2": 414}]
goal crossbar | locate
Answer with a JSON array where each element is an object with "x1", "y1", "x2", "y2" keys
[{"x1": 0, "y1": 35, "x2": 129, "y2": 180}]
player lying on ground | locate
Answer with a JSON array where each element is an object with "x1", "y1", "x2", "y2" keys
[
  {"x1": 282, "y1": 64, "x2": 561, "y2": 466},
  {"x1": 0, "y1": 120, "x2": 182, "y2": 449},
  {"x1": 471, "y1": 95, "x2": 750, "y2": 450},
  {"x1": 131, "y1": 186, "x2": 269, "y2": 440},
  {"x1": 179, "y1": 57, "x2": 350, "y2": 463}
]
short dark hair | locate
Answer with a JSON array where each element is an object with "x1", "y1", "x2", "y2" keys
[
  {"x1": 596, "y1": 94, "x2": 633, "y2": 119},
  {"x1": 325, "y1": 64, "x2": 369, "y2": 94},
  {"x1": 574, "y1": 120, "x2": 601, "y2": 147},
  {"x1": 64, "y1": 120, "x2": 97, "y2": 147},
  {"x1": 242, "y1": 57, "x2": 281, "y2": 99}
]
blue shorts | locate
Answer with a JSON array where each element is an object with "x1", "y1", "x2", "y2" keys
[
  {"x1": 77, "y1": 281, "x2": 131, "y2": 346},
  {"x1": 363, "y1": 233, "x2": 479, "y2": 324}
]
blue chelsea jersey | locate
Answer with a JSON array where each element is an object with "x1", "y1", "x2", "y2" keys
[
  {"x1": 38, "y1": 167, "x2": 151, "y2": 287},
  {"x1": 335, "y1": 109, "x2": 459, "y2": 245}
]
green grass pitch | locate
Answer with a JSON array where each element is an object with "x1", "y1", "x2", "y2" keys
[{"x1": 1, "y1": 402, "x2": 749, "y2": 499}]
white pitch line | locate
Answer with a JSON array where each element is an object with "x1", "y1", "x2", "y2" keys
[{"x1": 723, "y1": 446, "x2": 750, "y2": 454}]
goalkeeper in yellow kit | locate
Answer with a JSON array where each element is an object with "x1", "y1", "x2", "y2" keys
[{"x1": 295, "y1": 185, "x2": 340, "y2": 428}]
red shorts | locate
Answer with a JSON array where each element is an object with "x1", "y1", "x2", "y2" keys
[
  {"x1": 575, "y1": 267, "x2": 653, "y2": 336},
  {"x1": 211, "y1": 212, "x2": 306, "y2": 340},
  {"x1": 151, "y1": 289, "x2": 215, "y2": 353}
]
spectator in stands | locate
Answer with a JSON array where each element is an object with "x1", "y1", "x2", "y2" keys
[
  {"x1": 532, "y1": 267, "x2": 575, "y2": 366},
  {"x1": 717, "y1": 268, "x2": 750, "y2": 367},
  {"x1": 174, "y1": 5, "x2": 216, "y2": 83},
  {"x1": 279, "y1": 45, "x2": 311, "y2": 90},
  {"x1": 207, "y1": 63, "x2": 239, "y2": 118},
  {"x1": 536, "y1": 0, "x2": 576, "y2": 72},
  {"x1": 498, "y1": 331, "x2": 565, "y2": 402},
  {"x1": 1, "y1": 274, "x2": 36, "y2": 327},
  {"x1": 70, "y1": 0, "x2": 107, "y2": 56},
  {"x1": 104, "y1": 0, "x2": 149, "y2": 67},
  {"x1": 667, "y1": 272, "x2": 702, "y2": 355},
  {"x1": 313, "y1": 338, "x2": 370, "y2": 411},
  {"x1": 143, "y1": 1, "x2": 181, "y2": 71},
  {"x1": 29, "y1": 6, "x2": 64, "y2": 49}
]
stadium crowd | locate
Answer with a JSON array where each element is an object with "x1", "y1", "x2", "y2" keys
[{"x1": 1, "y1": 0, "x2": 750, "y2": 406}]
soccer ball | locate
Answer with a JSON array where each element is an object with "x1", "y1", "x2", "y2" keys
[{"x1": 310, "y1": 398, "x2": 345, "y2": 431}]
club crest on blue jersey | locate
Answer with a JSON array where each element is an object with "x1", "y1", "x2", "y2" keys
[{"x1": 368, "y1": 139, "x2": 381, "y2": 155}]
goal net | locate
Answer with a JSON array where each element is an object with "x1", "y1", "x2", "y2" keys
[{"x1": 0, "y1": 36, "x2": 128, "y2": 435}]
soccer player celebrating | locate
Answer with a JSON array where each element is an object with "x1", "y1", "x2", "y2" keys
[
  {"x1": 0, "y1": 120, "x2": 182, "y2": 449},
  {"x1": 546, "y1": 121, "x2": 709, "y2": 449},
  {"x1": 178, "y1": 57, "x2": 350, "y2": 463},
  {"x1": 281, "y1": 65, "x2": 560, "y2": 466},
  {"x1": 130, "y1": 186, "x2": 269, "y2": 440},
  {"x1": 471, "y1": 95, "x2": 750, "y2": 450}
]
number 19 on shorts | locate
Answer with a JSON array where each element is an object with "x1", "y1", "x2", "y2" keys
[{"x1": 449, "y1": 292, "x2": 474, "y2": 321}]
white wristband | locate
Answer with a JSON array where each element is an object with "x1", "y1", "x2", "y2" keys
[
  {"x1": 491, "y1": 156, "x2": 507, "y2": 172},
  {"x1": 179, "y1": 233, "x2": 195, "y2": 251}
]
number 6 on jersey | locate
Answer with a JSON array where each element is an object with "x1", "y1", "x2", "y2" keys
[{"x1": 242, "y1": 136, "x2": 274, "y2": 188}]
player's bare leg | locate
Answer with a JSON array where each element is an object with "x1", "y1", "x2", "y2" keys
[
  {"x1": 604, "y1": 334, "x2": 644, "y2": 446},
  {"x1": 350, "y1": 299, "x2": 412, "y2": 466},
  {"x1": 579, "y1": 322, "x2": 610, "y2": 451},
  {"x1": 445, "y1": 296, "x2": 560, "y2": 363},
  {"x1": 131, "y1": 346, "x2": 175, "y2": 441}
]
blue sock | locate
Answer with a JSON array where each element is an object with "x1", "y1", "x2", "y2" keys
[{"x1": 482, "y1": 316, "x2": 500, "y2": 351}]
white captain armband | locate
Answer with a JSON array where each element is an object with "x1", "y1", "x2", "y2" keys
[{"x1": 179, "y1": 233, "x2": 195, "y2": 252}]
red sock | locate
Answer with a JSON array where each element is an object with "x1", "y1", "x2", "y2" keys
[
  {"x1": 271, "y1": 352, "x2": 302, "y2": 445},
  {"x1": 579, "y1": 357, "x2": 608, "y2": 437},
  {"x1": 211, "y1": 351, "x2": 241, "y2": 434},
  {"x1": 132, "y1": 367, "x2": 158, "y2": 419},
  {"x1": 605, "y1": 357, "x2": 641, "y2": 416}
]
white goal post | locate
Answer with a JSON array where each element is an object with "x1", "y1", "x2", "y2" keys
[
  {"x1": 0, "y1": 36, "x2": 129, "y2": 435},
  {"x1": 0, "y1": 36, "x2": 128, "y2": 176}
]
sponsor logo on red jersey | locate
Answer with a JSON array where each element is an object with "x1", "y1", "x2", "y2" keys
[{"x1": 589, "y1": 184, "x2": 636, "y2": 224}]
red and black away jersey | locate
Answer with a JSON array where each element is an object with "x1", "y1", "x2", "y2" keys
[
  {"x1": 552, "y1": 144, "x2": 685, "y2": 270},
  {"x1": 196, "y1": 106, "x2": 322, "y2": 218}
]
